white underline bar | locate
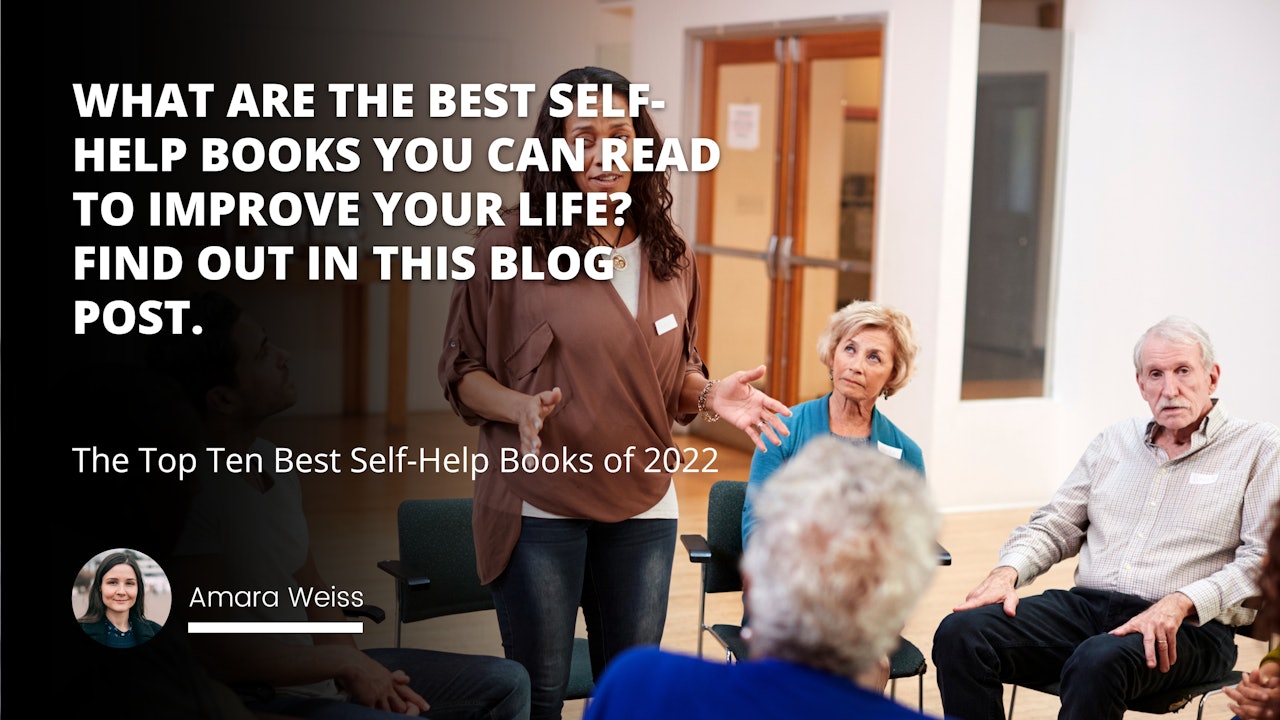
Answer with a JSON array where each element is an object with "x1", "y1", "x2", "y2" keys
[{"x1": 188, "y1": 622, "x2": 363, "y2": 634}]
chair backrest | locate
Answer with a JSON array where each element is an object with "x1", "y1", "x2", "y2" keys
[
  {"x1": 397, "y1": 498, "x2": 495, "y2": 622},
  {"x1": 704, "y1": 480, "x2": 748, "y2": 594}
]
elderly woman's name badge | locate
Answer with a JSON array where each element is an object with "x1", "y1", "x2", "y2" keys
[
  {"x1": 655, "y1": 314, "x2": 677, "y2": 336},
  {"x1": 877, "y1": 442, "x2": 904, "y2": 460}
]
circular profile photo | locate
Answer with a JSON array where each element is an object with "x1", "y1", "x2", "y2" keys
[{"x1": 72, "y1": 548, "x2": 172, "y2": 647}]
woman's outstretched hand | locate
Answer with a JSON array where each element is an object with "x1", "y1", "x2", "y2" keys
[
  {"x1": 516, "y1": 387, "x2": 562, "y2": 455},
  {"x1": 711, "y1": 365, "x2": 792, "y2": 452}
]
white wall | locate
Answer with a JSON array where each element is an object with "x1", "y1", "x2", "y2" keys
[
  {"x1": 1051, "y1": 0, "x2": 1280, "y2": 476},
  {"x1": 632, "y1": 0, "x2": 1280, "y2": 512},
  {"x1": 243, "y1": 0, "x2": 1280, "y2": 513}
]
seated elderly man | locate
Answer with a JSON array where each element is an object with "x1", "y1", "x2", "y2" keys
[
  {"x1": 934, "y1": 316, "x2": 1280, "y2": 720},
  {"x1": 582, "y1": 437, "x2": 943, "y2": 720}
]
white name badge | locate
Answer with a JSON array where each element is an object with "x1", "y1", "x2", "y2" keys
[
  {"x1": 655, "y1": 313, "x2": 678, "y2": 336},
  {"x1": 1188, "y1": 472, "x2": 1218, "y2": 485},
  {"x1": 877, "y1": 441, "x2": 904, "y2": 460}
]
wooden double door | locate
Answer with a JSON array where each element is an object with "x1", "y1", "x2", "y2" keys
[{"x1": 693, "y1": 28, "x2": 884, "y2": 409}]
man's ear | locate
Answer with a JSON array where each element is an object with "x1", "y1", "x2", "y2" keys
[
  {"x1": 205, "y1": 385, "x2": 238, "y2": 416},
  {"x1": 1208, "y1": 363, "x2": 1221, "y2": 393}
]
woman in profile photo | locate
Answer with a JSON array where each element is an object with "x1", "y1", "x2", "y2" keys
[{"x1": 78, "y1": 551, "x2": 163, "y2": 648}]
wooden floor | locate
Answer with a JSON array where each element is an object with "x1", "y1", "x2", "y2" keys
[{"x1": 268, "y1": 410, "x2": 1266, "y2": 720}]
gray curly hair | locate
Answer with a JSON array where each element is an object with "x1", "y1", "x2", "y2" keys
[{"x1": 741, "y1": 436, "x2": 938, "y2": 678}]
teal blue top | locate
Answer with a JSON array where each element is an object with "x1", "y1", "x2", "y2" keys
[{"x1": 742, "y1": 393, "x2": 925, "y2": 546}]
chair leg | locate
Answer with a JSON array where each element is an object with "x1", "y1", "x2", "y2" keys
[
  {"x1": 886, "y1": 674, "x2": 924, "y2": 713},
  {"x1": 393, "y1": 584, "x2": 403, "y2": 649},
  {"x1": 1008, "y1": 684, "x2": 1017, "y2": 720},
  {"x1": 1196, "y1": 686, "x2": 1226, "y2": 720},
  {"x1": 696, "y1": 567, "x2": 707, "y2": 659}
]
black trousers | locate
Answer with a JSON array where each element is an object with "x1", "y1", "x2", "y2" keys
[{"x1": 932, "y1": 587, "x2": 1237, "y2": 720}]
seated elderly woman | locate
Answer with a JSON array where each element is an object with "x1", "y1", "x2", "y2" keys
[
  {"x1": 582, "y1": 437, "x2": 942, "y2": 720},
  {"x1": 742, "y1": 300, "x2": 922, "y2": 545}
]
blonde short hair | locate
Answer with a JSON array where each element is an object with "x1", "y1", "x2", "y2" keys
[{"x1": 816, "y1": 301, "x2": 919, "y2": 398}]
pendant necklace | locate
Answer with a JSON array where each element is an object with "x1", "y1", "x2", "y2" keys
[{"x1": 602, "y1": 228, "x2": 628, "y2": 271}]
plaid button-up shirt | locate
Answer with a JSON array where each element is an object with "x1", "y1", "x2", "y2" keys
[{"x1": 999, "y1": 401, "x2": 1280, "y2": 626}]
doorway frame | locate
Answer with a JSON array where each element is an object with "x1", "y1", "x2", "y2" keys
[{"x1": 689, "y1": 23, "x2": 886, "y2": 406}]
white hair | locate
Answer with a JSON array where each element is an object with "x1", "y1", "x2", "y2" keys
[
  {"x1": 741, "y1": 437, "x2": 938, "y2": 678},
  {"x1": 1133, "y1": 316, "x2": 1216, "y2": 371}
]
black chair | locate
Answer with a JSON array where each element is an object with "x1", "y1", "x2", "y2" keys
[
  {"x1": 1006, "y1": 621, "x2": 1269, "y2": 719},
  {"x1": 377, "y1": 497, "x2": 594, "y2": 701},
  {"x1": 343, "y1": 605, "x2": 387, "y2": 624},
  {"x1": 681, "y1": 479, "x2": 948, "y2": 712}
]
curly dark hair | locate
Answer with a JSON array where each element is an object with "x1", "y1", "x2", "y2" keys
[
  {"x1": 1257, "y1": 501, "x2": 1280, "y2": 635},
  {"x1": 516, "y1": 66, "x2": 687, "y2": 281}
]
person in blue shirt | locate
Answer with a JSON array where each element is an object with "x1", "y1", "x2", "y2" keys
[
  {"x1": 743, "y1": 300, "x2": 924, "y2": 547},
  {"x1": 583, "y1": 438, "x2": 944, "y2": 720}
]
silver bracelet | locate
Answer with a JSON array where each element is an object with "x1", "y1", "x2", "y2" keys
[{"x1": 698, "y1": 380, "x2": 720, "y2": 422}]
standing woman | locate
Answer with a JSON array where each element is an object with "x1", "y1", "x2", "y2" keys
[
  {"x1": 439, "y1": 65, "x2": 790, "y2": 720},
  {"x1": 79, "y1": 551, "x2": 163, "y2": 647}
]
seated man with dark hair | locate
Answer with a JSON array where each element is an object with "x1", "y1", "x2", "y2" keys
[
  {"x1": 583, "y1": 437, "x2": 944, "y2": 720},
  {"x1": 157, "y1": 290, "x2": 530, "y2": 720}
]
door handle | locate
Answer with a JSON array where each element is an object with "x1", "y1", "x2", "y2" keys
[{"x1": 778, "y1": 235, "x2": 794, "y2": 281}]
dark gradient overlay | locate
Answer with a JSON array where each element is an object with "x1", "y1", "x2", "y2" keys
[{"x1": 28, "y1": 1, "x2": 626, "y2": 715}]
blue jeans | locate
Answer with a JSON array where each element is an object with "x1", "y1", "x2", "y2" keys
[
  {"x1": 249, "y1": 648, "x2": 530, "y2": 720},
  {"x1": 933, "y1": 587, "x2": 1238, "y2": 720},
  {"x1": 490, "y1": 516, "x2": 678, "y2": 720}
]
